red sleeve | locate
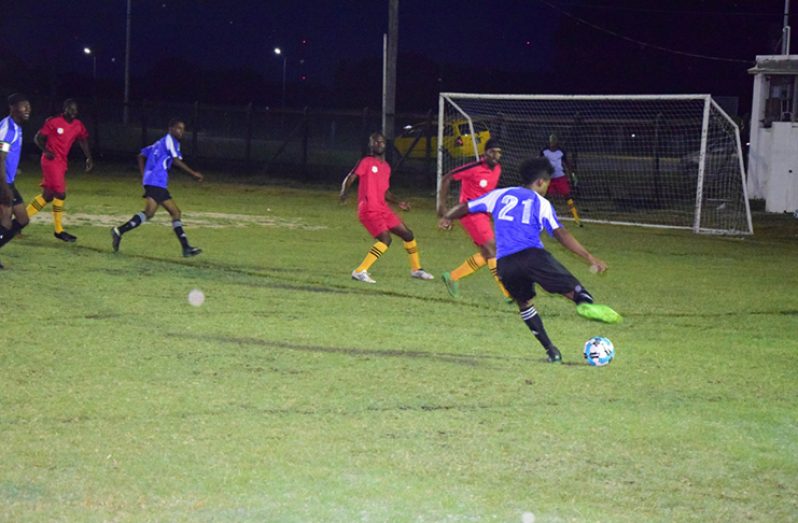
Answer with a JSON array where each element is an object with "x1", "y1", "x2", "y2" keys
[{"x1": 39, "y1": 118, "x2": 55, "y2": 137}]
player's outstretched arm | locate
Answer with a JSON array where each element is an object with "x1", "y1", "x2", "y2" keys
[
  {"x1": 437, "y1": 172, "x2": 454, "y2": 217},
  {"x1": 552, "y1": 227, "x2": 607, "y2": 272},
  {"x1": 137, "y1": 154, "x2": 147, "y2": 177},
  {"x1": 78, "y1": 138, "x2": 94, "y2": 172},
  {"x1": 174, "y1": 158, "x2": 203, "y2": 182},
  {"x1": 439, "y1": 202, "x2": 470, "y2": 229},
  {"x1": 385, "y1": 190, "x2": 410, "y2": 211},
  {"x1": 339, "y1": 171, "x2": 357, "y2": 202}
]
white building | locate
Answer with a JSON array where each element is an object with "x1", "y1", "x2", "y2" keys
[{"x1": 748, "y1": 55, "x2": 798, "y2": 213}]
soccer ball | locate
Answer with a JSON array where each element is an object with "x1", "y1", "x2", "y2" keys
[{"x1": 583, "y1": 336, "x2": 615, "y2": 366}]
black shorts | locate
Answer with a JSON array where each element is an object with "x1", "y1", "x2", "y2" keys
[
  {"x1": 497, "y1": 247, "x2": 581, "y2": 303},
  {"x1": 142, "y1": 185, "x2": 172, "y2": 203},
  {"x1": 1, "y1": 183, "x2": 24, "y2": 206}
]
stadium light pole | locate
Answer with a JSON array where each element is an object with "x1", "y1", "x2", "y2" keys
[
  {"x1": 83, "y1": 47, "x2": 97, "y2": 83},
  {"x1": 274, "y1": 47, "x2": 287, "y2": 110},
  {"x1": 123, "y1": 0, "x2": 131, "y2": 124}
]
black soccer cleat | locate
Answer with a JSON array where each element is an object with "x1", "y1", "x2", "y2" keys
[
  {"x1": 54, "y1": 231, "x2": 77, "y2": 242},
  {"x1": 182, "y1": 246, "x2": 202, "y2": 257},
  {"x1": 111, "y1": 227, "x2": 122, "y2": 252},
  {"x1": 546, "y1": 346, "x2": 563, "y2": 363}
]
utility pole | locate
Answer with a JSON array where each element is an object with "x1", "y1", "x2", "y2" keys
[
  {"x1": 383, "y1": 0, "x2": 399, "y2": 163},
  {"x1": 123, "y1": 0, "x2": 132, "y2": 124},
  {"x1": 783, "y1": 0, "x2": 791, "y2": 55}
]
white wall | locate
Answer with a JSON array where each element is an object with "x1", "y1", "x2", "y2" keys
[{"x1": 764, "y1": 122, "x2": 798, "y2": 213}]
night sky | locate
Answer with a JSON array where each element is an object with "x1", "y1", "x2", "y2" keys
[{"x1": 0, "y1": 1, "x2": 793, "y2": 111}]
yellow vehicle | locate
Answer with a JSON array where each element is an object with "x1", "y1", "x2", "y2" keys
[{"x1": 394, "y1": 119, "x2": 491, "y2": 159}]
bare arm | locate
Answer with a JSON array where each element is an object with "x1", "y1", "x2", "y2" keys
[
  {"x1": 35, "y1": 132, "x2": 54, "y2": 159},
  {"x1": 339, "y1": 170, "x2": 357, "y2": 202},
  {"x1": 137, "y1": 154, "x2": 146, "y2": 177},
  {"x1": 78, "y1": 138, "x2": 93, "y2": 172},
  {"x1": 385, "y1": 190, "x2": 410, "y2": 211},
  {"x1": 439, "y1": 201, "x2": 470, "y2": 229},
  {"x1": 173, "y1": 158, "x2": 203, "y2": 182},
  {"x1": 552, "y1": 227, "x2": 607, "y2": 272},
  {"x1": 437, "y1": 172, "x2": 454, "y2": 217}
]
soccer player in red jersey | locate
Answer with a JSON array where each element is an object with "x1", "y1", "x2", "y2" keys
[
  {"x1": 26, "y1": 99, "x2": 94, "y2": 242},
  {"x1": 437, "y1": 138, "x2": 511, "y2": 300},
  {"x1": 340, "y1": 132, "x2": 434, "y2": 284}
]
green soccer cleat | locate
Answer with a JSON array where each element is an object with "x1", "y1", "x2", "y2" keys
[
  {"x1": 441, "y1": 272, "x2": 460, "y2": 298},
  {"x1": 576, "y1": 303, "x2": 623, "y2": 324}
]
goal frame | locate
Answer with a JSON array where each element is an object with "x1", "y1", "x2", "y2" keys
[{"x1": 437, "y1": 93, "x2": 753, "y2": 235}]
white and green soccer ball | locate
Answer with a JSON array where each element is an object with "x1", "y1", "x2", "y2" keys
[{"x1": 584, "y1": 336, "x2": 615, "y2": 366}]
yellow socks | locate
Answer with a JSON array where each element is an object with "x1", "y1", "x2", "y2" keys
[
  {"x1": 450, "y1": 252, "x2": 486, "y2": 281},
  {"x1": 26, "y1": 194, "x2": 47, "y2": 218},
  {"x1": 487, "y1": 257, "x2": 511, "y2": 299},
  {"x1": 52, "y1": 198, "x2": 66, "y2": 233},
  {"x1": 355, "y1": 241, "x2": 388, "y2": 273},
  {"x1": 567, "y1": 198, "x2": 582, "y2": 226},
  {"x1": 403, "y1": 239, "x2": 422, "y2": 271}
]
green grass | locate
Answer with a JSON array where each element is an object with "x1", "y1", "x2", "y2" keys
[{"x1": 1, "y1": 164, "x2": 797, "y2": 522}]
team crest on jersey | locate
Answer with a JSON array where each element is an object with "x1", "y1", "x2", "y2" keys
[
  {"x1": 371, "y1": 166, "x2": 378, "y2": 173},
  {"x1": 479, "y1": 179, "x2": 488, "y2": 188},
  {"x1": 57, "y1": 128, "x2": 64, "y2": 134}
]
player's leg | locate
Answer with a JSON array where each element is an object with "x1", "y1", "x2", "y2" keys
[
  {"x1": 548, "y1": 178, "x2": 582, "y2": 227},
  {"x1": 352, "y1": 212, "x2": 390, "y2": 283},
  {"x1": 498, "y1": 250, "x2": 561, "y2": 363},
  {"x1": 0, "y1": 191, "x2": 31, "y2": 249},
  {"x1": 25, "y1": 187, "x2": 53, "y2": 219},
  {"x1": 389, "y1": 216, "x2": 433, "y2": 280},
  {"x1": 479, "y1": 239, "x2": 512, "y2": 301},
  {"x1": 161, "y1": 197, "x2": 201, "y2": 257},
  {"x1": 533, "y1": 250, "x2": 622, "y2": 324},
  {"x1": 441, "y1": 214, "x2": 486, "y2": 296},
  {"x1": 442, "y1": 252, "x2": 484, "y2": 297},
  {"x1": 51, "y1": 190, "x2": 76, "y2": 242},
  {"x1": 0, "y1": 204, "x2": 11, "y2": 266},
  {"x1": 112, "y1": 196, "x2": 158, "y2": 252}
]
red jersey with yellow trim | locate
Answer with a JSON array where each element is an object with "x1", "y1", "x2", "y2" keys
[
  {"x1": 451, "y1": 158, "x2": 501, "y2": 203},
  {"x1": 38, "y1": 115, "x2": 89, "y2": 164},
  {"x1": 354, "y1": 155, "x2": 391, "y2": 211}
]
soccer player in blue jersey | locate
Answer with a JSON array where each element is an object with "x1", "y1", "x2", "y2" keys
[
  {"x1": 111, "y1": 118, "x2": 203, "y2": 257},
  {"x1": 440, "y1": 157, "x2": 621, "y2": 363},
  {"x1": 0, "y1": 93, "x2": 33, "y2": 268}
]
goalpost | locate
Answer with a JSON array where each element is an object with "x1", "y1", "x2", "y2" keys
[{"x1": 437, "y1": 93, "x2": 753, "y2": 235}]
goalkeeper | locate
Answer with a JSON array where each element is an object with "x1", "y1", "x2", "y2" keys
[{"x1": 540, "y1": 133, "x2": 582, "y2": 226}]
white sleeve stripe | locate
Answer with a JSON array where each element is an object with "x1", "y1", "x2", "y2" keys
[
  {"x1": 468, "y1": 187, "x2": 510, "y2": 213},
  {"x1": 165, "y1": 135, "x2": 180, "y2": 158},
  {"x1": 0, "y1": 120, "x2": 9, "y2": 141},
  {"x1": 539, "y1": 198, "x2": 560, "y2": 229},
  {"x1": 0, "y1": 142, "x2": 10, "y2": 153}
]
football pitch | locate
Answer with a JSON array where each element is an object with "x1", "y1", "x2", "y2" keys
[{"x1": 2, "y1": 166, "x2": 797, "y2": 522}]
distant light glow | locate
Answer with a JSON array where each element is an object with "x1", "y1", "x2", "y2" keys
[
  {"x1": 83, "y1": 47, "x2": 92, "y2": 55},
  {"x1": 274, "y1": 47, "x2": 282, "y2": 55}
]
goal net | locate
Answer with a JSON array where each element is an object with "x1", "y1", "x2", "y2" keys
[{"x1": 437, "y1": 93, "x2": 753, "y2": 234}]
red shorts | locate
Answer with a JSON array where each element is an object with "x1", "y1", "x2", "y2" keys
[
  {"x1": 40, "y1": 157, "x2": 68, "y2": 193},
  {"x1": 358, "y1": 206, "x2": 402, "y2": 237},
  {"x1": 546, "y1": 176, "x2": 571, "y2": 198},
  {"x1": 460, "y1": 212, "x2": 494, "y2": 246}
]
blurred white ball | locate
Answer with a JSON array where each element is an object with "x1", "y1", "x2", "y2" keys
[
  {"x1": 522, "y1": 512, "x2": 535, "y2": 523},
  {"x1": 589, "y1": 264, "x2": 600, "y2": 274},
  {"x1": 188, "y1": 289, "x2": 205, "y2": 307}
]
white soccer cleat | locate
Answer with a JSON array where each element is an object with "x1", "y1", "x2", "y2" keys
[
  {"x1": 351, "y1": 270, "x2": 376, "y2": 283},
  {"x1": 410, "y1": 269, "x2": 434, "y2": 280}
]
